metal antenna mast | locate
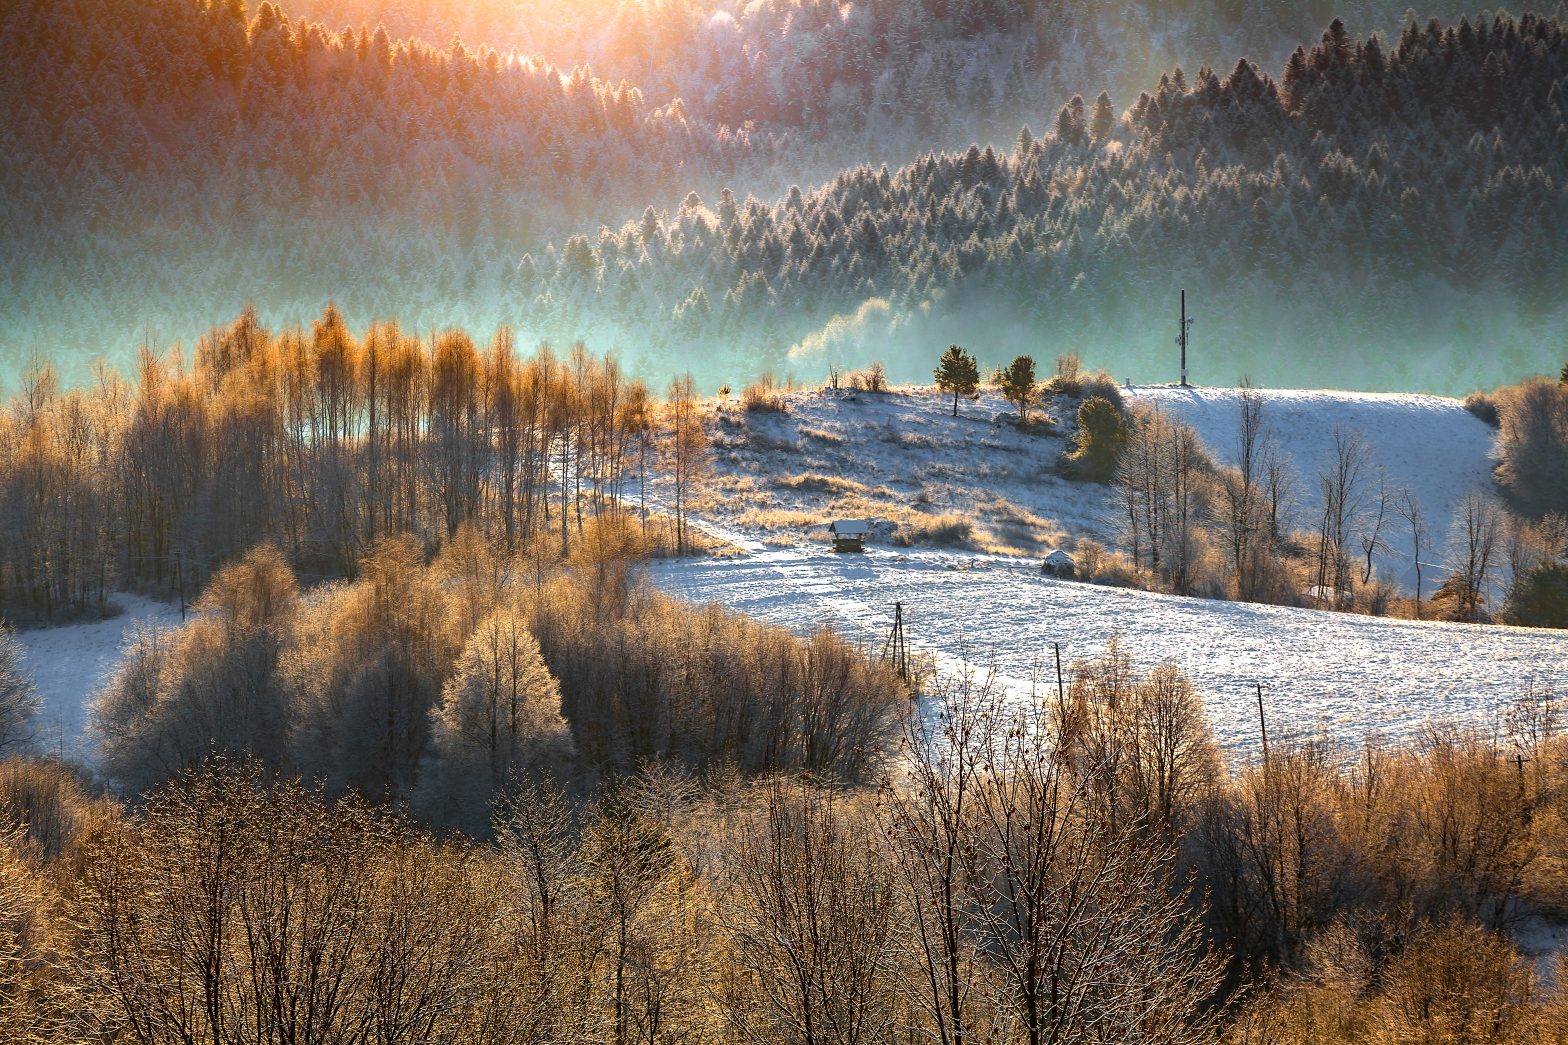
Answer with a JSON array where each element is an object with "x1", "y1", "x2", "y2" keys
[{"x1": 1177, "y1": 290, "x2": 1194, "y2": 387}]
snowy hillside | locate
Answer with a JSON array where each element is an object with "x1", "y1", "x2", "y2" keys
[
  {"x1": 700, "y1": 385, "x2": 1112, "y2": 554},
  {"x1": 649, "y1": 382, "x2": 1557, "y2": 755},
  {"x1": 698, "y1": 383, "x2": 1500, "y2": 592},
  {"x1": 1128, "y1": 385, "x2": 1499, "y2": 591}
]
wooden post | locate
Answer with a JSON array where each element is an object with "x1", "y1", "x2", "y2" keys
[{"x1": 1054, "y1": 643, "x2": 1066, "y2": 707}]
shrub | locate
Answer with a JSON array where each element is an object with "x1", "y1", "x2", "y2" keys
[
  {"x1": 1464, "y1": 390, "x2": 1501, "y2": 427},
  {"x1": 1062, "y1": 396, "x2": 1129, "y2": 481},
  {"x1": 1494, "y1": 377, "x2": 1568, "y2": 519},
  {"x1": 1503, "y1": 562, "x2": 1568, "y2": 628},
  {"x1": 1072, "y1": 536, "x2": 1143, "y2": 587},
  {"x1": 1079, "y1": 369, "x2": 1125, "y2": 410},
  {"x1": 742, "y1": 373, "x2": 787, "y2": 413},
  {"x1": 847, "y1": 361, "x2": 889, "y2": 393}
]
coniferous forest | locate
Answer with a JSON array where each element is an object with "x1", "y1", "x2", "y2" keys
[{"x1": 3, "y1": 0, "x2": 1566, "y2": 390}]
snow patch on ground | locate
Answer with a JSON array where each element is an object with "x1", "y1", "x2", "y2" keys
[{"x1": 15, "y1": 595, "x2": 183, "y2": 762}]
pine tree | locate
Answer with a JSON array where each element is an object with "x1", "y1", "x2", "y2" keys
[
  {"x1": 933, "y1": 345, "x2": 980, "y2": 416},
  {"x1": 995, "y1": 355, "x2": 1039, "y2": 424}
]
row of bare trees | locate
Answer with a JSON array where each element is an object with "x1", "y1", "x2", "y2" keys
[
  {"x1": 1113, "y1": 388, "x2": 1561, "y2": 622},
  {"x1": 0, "y1": 306, "x2": 711, "y2": 621}
]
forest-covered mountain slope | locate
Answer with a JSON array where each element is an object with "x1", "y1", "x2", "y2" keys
[
  {"x1": 525, "y1": 14, "x2": 1568, "y2": 393},
  {"x1": 0, "y1": 0, "x2": 770, "y2": 381},
  {"x1": 2, "y1": 3, "x2": 1565, "y2": 393}
]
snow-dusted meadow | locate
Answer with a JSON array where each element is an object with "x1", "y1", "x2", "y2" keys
[
  {"x1": 655, "y1": 383, "x2": 1565, "y2": 757},
  {"x1": 653, "y1": 544, "x2": 1568, "y2": 756}
]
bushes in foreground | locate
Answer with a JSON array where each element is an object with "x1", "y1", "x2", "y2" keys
[
  {"x1": 89, "y1": 529, "x2": 904, "y2": 817},
  {"x1": 8, "y1": 654, "x2": 1568, "y2": 1040},
  {"x1": 5, "y1": 637, "x2": 1568, "y2": 1040}
]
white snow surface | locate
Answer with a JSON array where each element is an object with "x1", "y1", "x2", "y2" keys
[
  {"x1": 15, "y1": 595, "x2": 183, "y2": 761},
  {"x1": 5, "y1": 385, "x2": 1544, "y2": 766},
  {"x1": 651, "y1": 544, "x2": 1568, "y2": 757},
  {"x1": 651, "y1": 384, "x2": 1561, "y2": 758},
  {"x1": 1127, "y1": 385, "x2": 1500, "y2": 592}
]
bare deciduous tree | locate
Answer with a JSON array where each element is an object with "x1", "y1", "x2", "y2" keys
[
  {"x1": 0, "y1": 626, "x2": 39, "y2": 754},
  {"x1": 719, "y1": 780, "x2": 903, "y2": 1044},
  {"x1": 1446, "y1": 491, "x2": 1504, "y2": 622},
  {"x1": 1314, "y1": 426, "x2": 1370, "y2": 604},
  {"x1": 1395, "y1": 487, "x2": 1430, "y2": 615}
]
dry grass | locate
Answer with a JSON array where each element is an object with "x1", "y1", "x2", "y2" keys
[
  {"x1": 798, "y1": 425, "x2": 845, "y2": 445},
  {"x1": 734, "y1": 507, "x2": 822, "y2": 533},
  {"x1": 773, "y1": 472, "x2": 868, "y2": 496},
  {"x1": 971, "y1": 493, "x2": 1066, "y2": 555},
  {"x1": 742, "y1": 373, "x2": 789, "y2": 413},
  {"x1": 894, "y1": 513, "x2": 974, "y2": 548}
]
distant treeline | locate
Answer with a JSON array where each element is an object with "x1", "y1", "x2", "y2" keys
[
  {"x1": 0, "y1": 0, "x2": 767, "y2": 378},
  {"x1": 0, "y1": 307, "x2": 707, "y2": 621},
  {"x1": 4, "y1": 0, "x2": 1550, "y2": 388},
  {"x1": 528, "y1": 13, "x2": 1568, "y2": 390}
]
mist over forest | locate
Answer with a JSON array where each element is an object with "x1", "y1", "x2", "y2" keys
[{"x1": 3, "y1": 0, "x2": 1566, "y2": 393}]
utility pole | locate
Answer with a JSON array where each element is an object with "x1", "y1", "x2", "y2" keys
[
  {"x1": 882, "y1": 602, "x2": 909, "y2": 683},
  {"x1": 1176, "y1": 289, "x2": 1194, "y2": 387},
  {"x1": 1256, "y1": 681, "x2": 1270, "y2": 768}
]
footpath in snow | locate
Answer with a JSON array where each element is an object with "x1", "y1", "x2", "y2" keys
[{"x1": 652, "y1": 545, "x2": 1568, "y2": 757}]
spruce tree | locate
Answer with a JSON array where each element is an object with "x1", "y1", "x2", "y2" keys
[
  {"x1": 1090, "y1": 92, "x2": 1116, "y2": 142},
  {"x1": 934, "y1": 345, "x2": 980, "y2": 416}
]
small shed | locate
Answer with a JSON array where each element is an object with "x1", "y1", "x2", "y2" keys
[
  {"x1": 1041, "y1": 549, "x2": 1077, "y2": 578},
  {"x1": 829, "y1": 519, "x2": 871, "y2": 553}
]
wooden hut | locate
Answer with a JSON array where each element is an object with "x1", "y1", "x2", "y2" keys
[{"x1": 829, "y1": 519, "x2": 871, "y2": 552}]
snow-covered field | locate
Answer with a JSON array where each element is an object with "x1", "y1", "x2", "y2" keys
[
  {"x1": 652, "y1": 544, "x2": 1568, "y2": 757},
  {"x1": 15, "y1": 595, "x2": 183, "y2": 761},
  {"x1": 653, "y1": 383, "x2": 1560, "y2": 757}
]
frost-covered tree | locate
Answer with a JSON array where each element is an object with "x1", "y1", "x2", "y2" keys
[
  {"x1": 423, "y1": 609, "x2": 572, "y2": 829},
  {"x1": 0, "y1": 625, "x2": 39, "y2": 754},
  {"x1": 933, "y1": 344, "x2": 980, "y2": 416}
]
